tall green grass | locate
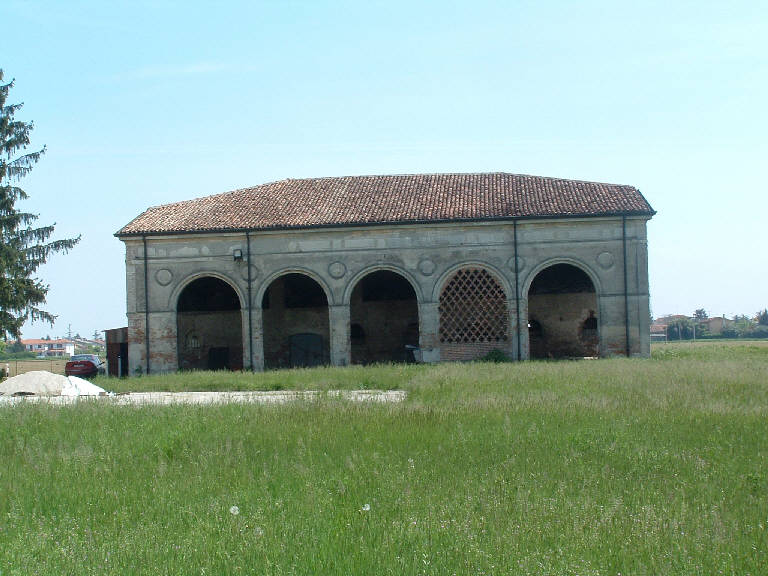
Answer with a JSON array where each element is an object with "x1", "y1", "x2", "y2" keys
[
  {"x1": 92, "y1": 340, "x2": 768, "y2": 395},
  {"x1": 1, "y1": 341, "x2": 766, "y2": 574},
  {"x1": 96, "y1": 363, "x2": 422, "y2": 394}
]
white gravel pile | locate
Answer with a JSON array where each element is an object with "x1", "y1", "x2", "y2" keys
[
  {"x1": 62, "y1": 376, "x2": 109, "y2": 396},
  {"x1": 0, "y1": 371, "x2": 108, "y2": 397}
]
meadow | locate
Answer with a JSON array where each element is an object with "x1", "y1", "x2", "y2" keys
[{"x1": 1, "y1": 341, "x2": 766, "y2": 574}]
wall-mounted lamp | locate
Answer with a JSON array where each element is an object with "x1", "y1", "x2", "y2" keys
[{"x1": 233, "y1": 249, "x2": 243, "y2": 261}]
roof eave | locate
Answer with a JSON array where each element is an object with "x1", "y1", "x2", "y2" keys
[{"x1": 114, "y1": 210, "x2": 656, "y2": 239}]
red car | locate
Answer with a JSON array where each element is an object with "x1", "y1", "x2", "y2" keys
[{"x1": 65, "y1": 354, "x2": 105, "y2": 378}]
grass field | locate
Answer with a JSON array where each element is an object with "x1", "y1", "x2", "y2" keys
[{"x1": 1, "y1": 341, "x2": 766, "y2": 574}]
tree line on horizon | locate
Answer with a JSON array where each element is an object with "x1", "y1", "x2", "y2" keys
[{"x1": 654, "y1": 309, "x2": 768, "y2": 341}]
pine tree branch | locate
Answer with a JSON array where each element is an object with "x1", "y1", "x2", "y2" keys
[{"x1": 0, "y1": 70, "x2": 80, "y2": 340}]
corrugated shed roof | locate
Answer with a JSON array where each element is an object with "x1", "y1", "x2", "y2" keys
[{"x1": 116, "y1": 173, "x2": 654, "y2": 236}]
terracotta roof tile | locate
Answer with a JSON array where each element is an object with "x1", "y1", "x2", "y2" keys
[{"x1": 116, "y1": 173, "x2": 654, "y2": 236}]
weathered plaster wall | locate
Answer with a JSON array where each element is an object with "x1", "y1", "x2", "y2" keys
[{"x1": 121, "y1": 215, "x2": 651, "y2": 373}]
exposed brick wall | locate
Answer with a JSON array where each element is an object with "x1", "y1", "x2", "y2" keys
[
  {"x1": 350, "y1": 298, "x2": 418, "y2": 364},
  {"x1": 262, "y1": 276, "x2": 330, "y2": 368},
  {"x1": 528, "y1": 293, "x2": 598, "y2": 358},
  {"x1": 441, "y1": 341, "x2": 506, "y2": 362},
  {"x1": 177, "y1": 310, "x2": 243, "y2": 370}
]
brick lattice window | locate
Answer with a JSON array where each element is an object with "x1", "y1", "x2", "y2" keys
[{"x1": 439, "y1": 268, "x2": 509, "y2": 343}]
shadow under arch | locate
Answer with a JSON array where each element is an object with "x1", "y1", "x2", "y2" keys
[
  {"x1": 523, "y1": 259, "x2": 600, "y2": 359},
  {"x1": 346, "y1": 267, "x2": 420, "y2": 364},
  {"x1": 176, "y1": 274, "x2": 244, "y2": 371},
  {"x1": 521, "y1": 257, "x2": 602, "y2": 301},
  {"x1": 170, "y1": 271, "x2": 246, "y2": 311},
  {"x1": 259, "y1": 270, "x2": 331, "y2": 369},
  {"x1": 256, "y1": 266, "x2": 335, "y2": 309},
  {"x1": 343, "y1": 264, "x2": 423, "y2": 306}
]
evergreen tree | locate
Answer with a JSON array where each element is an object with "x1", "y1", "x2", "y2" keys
[{"x1": 0, "y1": 70, "x2": 80, "y2": 340}]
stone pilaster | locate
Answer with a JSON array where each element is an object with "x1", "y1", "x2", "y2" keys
[
  {"x1": 329, "y1": 305, "x2": 351, "y2": 366},
  {"x1": 418, "y1": 301, "x2": 441, "y2": 363},
  {"x1": 250, "y1": 306, "x2": 265, "y2": 371}
]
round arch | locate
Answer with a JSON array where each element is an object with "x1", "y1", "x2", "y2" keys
[
  {"x1": 343, "y1": 264, "x2": 423, "y2": 306},
  {"x1": 256, "y1": 267, "x2": 335, "y2": 309},
  {"x1": 346, "y1": 267, "x2": 421, "y2": 364},
  {"x1": 431, "y1": 260, "x2": 512, "y2": 303},
  {"x1": 435, "y1": 262, "x2": 511, "y2": 362},
  {"x1": 259, "y1": 269, "x2": 331, "y2": 369},
  {"x1": 523, "y1": 258, "x2": 601, "y2": 359},
  {"x1": 175, "y1": 274, "x2": 244, "y2": 371},
  {"x1": 170, "y1": 271, "x2": 246, "y2": 311},
  {"x1": 521, "y1": 257, "x2": 602, "y2": 300}
]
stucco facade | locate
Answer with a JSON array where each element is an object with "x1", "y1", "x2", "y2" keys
[{"x1": 120, "y1": 215, "x2": 652, "y2": 373}]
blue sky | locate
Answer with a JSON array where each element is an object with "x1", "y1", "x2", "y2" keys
[{"x1": 2, "y1": 0, "x2": 767, "y2": 339}]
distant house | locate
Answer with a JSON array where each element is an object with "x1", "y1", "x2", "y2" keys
[
  {"x1": 22, "y1": 339, "x2": 75, "y2": 357},
  {"x1": 650, "y1": 323, "x2": 667, "y2": 341},
  {"x1": 72, "y1": 337, "x2": 107, "y2": 354},
  {"x1": 654, "y1": 314, "x2": 736, "y2": 338},
  {"x1": 700, "y1": 316, "x2": 734, "y2": 335},
  {"x1": 655, "y1": 315, "x2": 690, "y2": 326}
]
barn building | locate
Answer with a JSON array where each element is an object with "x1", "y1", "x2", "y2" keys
[{"x1": 116, "y1": 173, "x2": 654, "y2": 373}]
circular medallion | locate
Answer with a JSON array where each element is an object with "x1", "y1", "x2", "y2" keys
[
  {"x1": 596, "y1": 251, "x2": 614, "y2": 270},
  {"x1": 418, "y1": 258, "x2": 436, "y2": 276},
  {"x1": 239, "y1": 263, "x2": 260, "y2": 281},
  {"x1": 155, "y1": 269, "x2": 173, "y2": 286},
  {"x1": 328, "y1": 261, "x2": 347, "y2": 279},
  {"x1": 507, "y1": 256, "x2": 525, "y2": 271}
]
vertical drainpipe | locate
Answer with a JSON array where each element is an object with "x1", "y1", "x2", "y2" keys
[
  {"x1": 513, "y1": 219, "x2": 521, "y2": 361},
  {"x1": 246, "y1": 231, "x2": 254, "y2": 371},
  {"x1": 622, "y1": 216, "x2": 630, "y2": 357},
  {"x1": 143, "y1": 235, "x2": 151, "y2": 374}
]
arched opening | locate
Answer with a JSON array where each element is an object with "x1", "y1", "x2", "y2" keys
[
  {"x1": 349, "y1": 270, "x2": 419, "y2": 364},
  {"x1": 439, "y1": 267, "x2": 509, "y2": 361},
  {"x1": 527, "y1": 263, "x2": 598, "y2": 358},
  {"x1": 261, "y1": 273, "x2": 330, "y2": 369},
  {"x1": 177, "y1": 276, "x2": 243, "y2": 371}
]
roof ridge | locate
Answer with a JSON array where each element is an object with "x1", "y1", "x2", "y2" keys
[{"x1": 273, "y1": 172, "x2": 635, "y2": 189}]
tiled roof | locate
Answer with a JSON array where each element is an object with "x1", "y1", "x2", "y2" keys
[{"x1": 116, "y1": 173, "x2": 654, "y2": 236}]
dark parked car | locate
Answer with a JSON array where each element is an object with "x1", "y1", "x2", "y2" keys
[{"x1": 65, "y1": 354, "x2": 105, "y2": 378}]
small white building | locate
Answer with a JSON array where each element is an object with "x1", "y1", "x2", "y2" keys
[{"x1": 22, "y1": 339, "x2": 75, "y2": 357}]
